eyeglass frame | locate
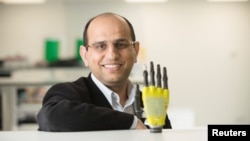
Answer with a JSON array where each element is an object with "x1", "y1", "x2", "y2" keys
[{"x1": 85, "y1": 39, "x2": 137, "y2": 52}]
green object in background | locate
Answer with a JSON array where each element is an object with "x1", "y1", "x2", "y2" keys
[
  {"x1": 45, "y1": 39, "x2": 59, "y2": 63},
  {"x1": 76, "y1": 39, "x2": 84, "y2": 61}
]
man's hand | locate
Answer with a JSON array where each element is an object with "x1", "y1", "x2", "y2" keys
[{"x1": 136, "y1": 119, "x2": 147, "y2": 129}]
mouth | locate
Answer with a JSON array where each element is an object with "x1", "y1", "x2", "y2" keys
[{"x1": 103, "y1": 64, "x2": 122, "y2": 71}]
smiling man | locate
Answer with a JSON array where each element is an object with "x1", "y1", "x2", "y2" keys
[{"x1": 37, "y1": 12, "x2": 172, "y2": 132}]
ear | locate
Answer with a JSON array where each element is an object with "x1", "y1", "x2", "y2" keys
[
  {"x1": 79, "y1": 45, "x2": 89, "y2": 67},
  {"x1": 133, "y1": 42, "x2": 140, "y2": 63}
]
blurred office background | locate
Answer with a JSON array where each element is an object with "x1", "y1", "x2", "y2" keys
[{"x1": 0, "y1": 0, "x2": 249, "y2": 130}]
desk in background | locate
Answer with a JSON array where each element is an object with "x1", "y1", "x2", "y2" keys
[
  {"x1": 0, "y1": 129, "x2": 207, "y2": 141},
  {"x1": 0, "y1": 67, "x2": 90, "y2": 131}
]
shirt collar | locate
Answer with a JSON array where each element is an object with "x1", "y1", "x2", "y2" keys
[{"x1": 90, "y1": 73, "x2": 136, "y2": 108}]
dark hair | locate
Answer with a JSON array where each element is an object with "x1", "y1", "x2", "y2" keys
[{"x1": 83, "y1": 12, "x2": 136, "y2": 46}]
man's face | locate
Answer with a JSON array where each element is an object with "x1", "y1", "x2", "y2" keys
[{"x1": 80, "y1": 15, "x2": 139, "y2": 87}]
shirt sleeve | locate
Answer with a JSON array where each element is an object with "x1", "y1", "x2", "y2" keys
[{"x1": 130, "y1": 115, "x2": 138, "y2": 129}]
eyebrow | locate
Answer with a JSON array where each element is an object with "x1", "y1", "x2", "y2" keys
[
  {"x1": 92, "y1": 41, "x2": 106, "y2": 45},
  {"x1": 91, "y1": 38, "x2": 129, "y2": 44}
]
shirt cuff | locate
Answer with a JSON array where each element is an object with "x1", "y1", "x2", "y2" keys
[{"x1": 130, "y1": 116, "x2": 138, "y2": 129}]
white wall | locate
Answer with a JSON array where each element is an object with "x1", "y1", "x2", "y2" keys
[{"x1": 1, "y1": 0, "x2": 249, "y2": 128}]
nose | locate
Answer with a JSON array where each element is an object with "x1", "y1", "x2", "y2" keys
[{"x1": 105, "y1": 42, "x2": 120, "y2": 59}]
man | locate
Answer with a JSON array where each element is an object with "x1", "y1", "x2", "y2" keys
[{"x1": 37, "y1": 12, "x2": 172, "y2": 131}]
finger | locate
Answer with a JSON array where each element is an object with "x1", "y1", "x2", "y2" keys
[
  {"x1": 150, "y1": 61, "x2": 155, "y2": 86},
  {"x1": 163, "y1": 67, "x2": 168, "y2": 89},
  {"x1": 156, "y1": 64, "x2": 162, "y2": 88},
  {"x1": 134, "y1": 84, "x2": 143, "y2": 118},
  {"x1": 143, "y1": 64, "x2": 149, "y2": 87}
]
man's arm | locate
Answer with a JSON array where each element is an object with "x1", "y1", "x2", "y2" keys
[{"x1": 37, "y1": 83, "x2": 135, "y2": 132}]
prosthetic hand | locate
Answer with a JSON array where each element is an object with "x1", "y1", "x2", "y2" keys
[{"x1": 142, "y1": 61, "x2": 169, "y2": 133}]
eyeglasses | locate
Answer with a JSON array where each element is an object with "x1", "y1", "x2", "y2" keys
[{"x1": 86, "y1": 39, "x2": 136, "y2": 53}]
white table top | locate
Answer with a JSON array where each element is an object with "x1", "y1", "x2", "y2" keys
[{"x1": 0, "y1": 129, "x2": 207, "y2": 141}]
